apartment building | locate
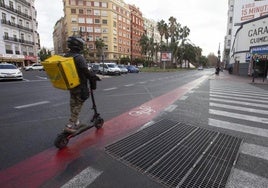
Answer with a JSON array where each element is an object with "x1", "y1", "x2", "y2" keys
[
  {"x1": 0, "y1": 0, "x2": 39, "y2": 66},
  {"x1": 60, "y1": 0, "x2": 133, "y2": 62},
  {"x1": 224, "y1": 0, "x2": 268, "y2": 76},
  {"x1": 129, "y1": 4, "x2": 144, "y2": 61}
]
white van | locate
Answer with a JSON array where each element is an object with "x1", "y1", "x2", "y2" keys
[{"x1": 99, "y1": 63, "x2": 121, "y2": 75}]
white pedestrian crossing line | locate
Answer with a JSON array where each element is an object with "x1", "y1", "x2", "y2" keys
[
  {"x1": 210, "y1": 98, "x2": 268, "y2": 109},
  {"x1": 210, "y1": 102, "x2": 268, "y2": 115},
  {"x1": 210, "y1": 94, "x2": 268, "y2": 104},
  {"x1": 241, "y1": 143, "x2": 268, "y2": 161},
  {"x1": 210, "y1": 88, "x2": 268, "y2": 97},
  {"x1": 209, "y1": 109, "x2": 268, "y2": 124},
  {"x1": 209, "y1": 118, "x2": 268, "y2": 138},
  {"x1": 210, "y1": 91, "x2": 268, "y2": 100},
  {"x1": 209, "y1": 84, "x2": 268, "y2": 188},
  {"x1": 226, "y1": 168, "x2": 268, "y2": 188}
]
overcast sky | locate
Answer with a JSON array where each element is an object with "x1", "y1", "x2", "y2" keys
[{"x1": 35, "y1": 0, "x2": 228, "y2": 56}]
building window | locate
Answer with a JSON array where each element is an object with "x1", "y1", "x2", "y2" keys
[
  {"x1": 229, "y1": 16, "x2": 233, "y2": 23},
  {"x1": 78, "y1": 17, "x2": 85, "y2": 23},
  {"x1": 94, "y1": 28, "x2": 101, "y2": 33},
  {"x1": 78, "y1": 0, "x2": 83, "y2": 6},
  {"x1": 95, "y1": 18, "x2": 100, "y2": 24},
  {"x1": 228, "y1": 29, "x2": 231, "y2": 35},
  {"x1": 102, "y1": 19, "x2": 108, "y2": 24},
  {"x1": 5, "y1": 44, "x2": 13, "y2": 54},
  {"x1": 94, "y1": 2, "x2": 100, "y2": 7},
  {"x1": 87, "y1": 9, "x2": 91, "y2": 15},
  {"x1": 94, "y1": 10, "x2": 100, "y2": 16},
  {"x1": 2, "y1": 12, "x2": 6, "y2": 21},
  {"x1": 101, "y1": 10, "x2": 107, "y2": 16},
  {"x1": 102, "y1": 2, "x2": 107, "y2": 8},
  {"x1": 86, "y1": 18, "x2": 93, "y2": 24},
  {"x1": 79, "y1": 9, "x2": 83, "y2": 14},
  {"x1": 71, "y1": 9, "x2": 76, "y2": 14},
  {"x1": 9, "y1": 1, "x2": 14, "y2": 10},
  {"x1": 87, "y1": 27, "x2": 93, "y2": 32}
]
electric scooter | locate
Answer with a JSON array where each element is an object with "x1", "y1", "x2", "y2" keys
[{"x1": 54, "y1": 88, "x2": 104, "y2": 149}]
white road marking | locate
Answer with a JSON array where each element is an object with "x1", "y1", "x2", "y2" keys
[
  {"x1": 210, "y1": 94, "x2": 268, "y2": 104},
  {"x1": 210, "y1": 97, "x2": 268, "y2": 109},
  {"x1": 124, "y1": 84, "x2": 134, "y2": 87},
  {"x1": 209, "y1": 109, "x2": 268, "y2": 124},
  {"x1": 164, "y1": 104, "x2": 177, "y2": 112},
  {"x1": 210, "y1": 102, "x2": 268, "y2": 115},
  {"x1": 61, "y1": 167, "x2": 102, "y2": 188},
  {"x1": 103, "y1": 87, "x2": 117, "y2": 91},
  {"x1": 14, "y1": 101, "x2": 50, "y2": 109},
  {"x1": 241, "y1": 143, "x2": 268, "y2": 161},
  {"x1": 209, "y1": 118, "x2": 268, "y2": 138},
  {"x1": 226, "y1": 168, "x2": 268, "y2": 188},
  {"x1": 180, "y1": 96, "x2": 188, "y2": 100}
]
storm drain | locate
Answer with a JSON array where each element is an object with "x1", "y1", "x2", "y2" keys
[{"x1": 105, "y1": 119, "x2": 242, "y2": 188}]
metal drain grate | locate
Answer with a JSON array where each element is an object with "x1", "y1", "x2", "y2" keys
[{"x1": 105, "y1": 119, "x2": 242, "y2": 188}]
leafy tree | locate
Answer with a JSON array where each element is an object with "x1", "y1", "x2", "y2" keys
[{"x1": 38, "y1": 47, "x2": 51, "y2": 61}]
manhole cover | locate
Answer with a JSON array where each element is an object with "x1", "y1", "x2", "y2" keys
[{"x1": 105, "y1": 119, "x2": 242, "y2": 188}]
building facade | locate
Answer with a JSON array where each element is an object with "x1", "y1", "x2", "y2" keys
[
  {"x1": 60, "y1": 0, "x2": 133, "y2": 63},
  {"x1": 129, "y1": 4, "x2": 144, "y2": 61},
  {"x1": 224, "y1": 0, "x2": 268, "y2": 77},
  {"x1": 0, "y1": 0, "x2": 39, "y2": 66}
]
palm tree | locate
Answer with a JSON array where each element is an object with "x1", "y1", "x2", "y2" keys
[{"x1": 95, "y1": 38, "x2": 105, "y2": 63}]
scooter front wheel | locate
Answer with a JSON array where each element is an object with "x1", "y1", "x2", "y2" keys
[{"x1": 54, "y1": 132, "x2": 69, "y2": 149}]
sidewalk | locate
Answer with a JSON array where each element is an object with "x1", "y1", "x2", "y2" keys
[{"x1": 211, "y1": 70, "x2": 268, "y2": 85}]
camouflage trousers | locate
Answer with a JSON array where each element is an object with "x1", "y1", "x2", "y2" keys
[{"x1": 69, "y1": 90, "x2": 85, "y2": 123}]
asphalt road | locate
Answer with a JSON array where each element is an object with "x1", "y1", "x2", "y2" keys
[
  {"x1": 1, "y1": 69, "x2": 267, "y2": 188},
  {"x1": 0, "y1": 69, "x2": 209, "y2": 170}
]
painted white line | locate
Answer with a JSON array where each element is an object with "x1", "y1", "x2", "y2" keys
[
  {"x1": 241, "y1": 143, "x2": 268, "y2": 161},
  {"x1": 14, "y1": 101, "x2": 50, "y2": 109},
  {"x1": 210, "y1": 90, "x2": 268, "y2": 99},
  {"x1": 209, "y1": 109, "x2": 268, "y2": 124},
  {"x1": 226, "y1": 168, "x2": 268, "y2": 188},
  {"x1": 139, "y1": 81, "x2": 147, "y2": 84},
  {"x1": 164, "y1": 104, "x2": 177, "y2": 112},
  {"x1": 61, "y1": 167, "x2": 102, "y2": 188},
  {"x1": 103, "y1": 87, "x2": 117, "y2": 91},
  {"x1": 210, "y1": 94, "x2": 268, "y2": 104},
  {"x1": 124, "y1": 84, "x2": 134, "y2": 87},
  {"x1": 180, "y1": 96, "x2": 188, "y2": 100},
  {"x1": 209, "y1": 118, "x2": 268, "y2": 138},
  {"x1": 210, "y1": 98, "x2": 268, "y2": 109},
  {"x1": 210, "y1": 102, "x2": 268, "y2": 115},
  {"x1": 36, "y1": 76, "x2": 48, "y2": 80}
]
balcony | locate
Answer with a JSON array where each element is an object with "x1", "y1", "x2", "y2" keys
[
  {"x1": 0, "y1": 3, "x2": 32, "y2": 20},
  {"x1": 1, "y1": 19, "x2": 33, "y2": 33},
  {"x1": 3, "y1": 36, "x2": 34, "y2": 45}
]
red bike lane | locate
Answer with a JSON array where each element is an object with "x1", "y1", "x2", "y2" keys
[{"x1": 0, "y1": 76, "x2": 208, "y2": 188}]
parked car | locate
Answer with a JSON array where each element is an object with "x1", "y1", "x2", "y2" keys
[
  {"x1": 24, "y1": 63, "x2": 44, "y2": 71},
  {"x1": 99, "y1": 63, "x2": 121, "y2": 75},
  {"x1": 126, "y1": 65, "x2": 139, "y2": 73},
  {"x1": 91, "y1": 63, "x2": 101, "y2": 74},
  {"x1": 0, "y1": 63, "x2": 23, "y2": 81},
  {"x1": 198, "y1": 66, "x2": 203, "y2": 70},
  {"x1": 118, "y1": 65, "x2": 128, "y2": 74}
]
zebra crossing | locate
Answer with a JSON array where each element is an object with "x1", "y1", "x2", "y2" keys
[{"x1": 208, "y1": 81, "x2": 268, "y2": 188}]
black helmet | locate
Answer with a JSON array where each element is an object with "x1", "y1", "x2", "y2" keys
[{"x1": 67, "y1": 36, "x2": 85, "y2": 51}]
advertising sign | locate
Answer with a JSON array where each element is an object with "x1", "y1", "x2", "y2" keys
[{"x1": 161, "y1": 52, "x2": 172, "y2": 62}]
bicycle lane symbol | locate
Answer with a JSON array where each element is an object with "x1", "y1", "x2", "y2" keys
[{"x1": 128, "y1": 105, "x2": 156, "y2": 117}]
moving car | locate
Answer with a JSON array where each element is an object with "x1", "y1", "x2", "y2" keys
[
  {"x1": 0, "y1": 63, "x2": 23, "y2": 81},
  {"x1": 24, "y1": 63, "x2": 44, "y2": 71},
  {"x1": 126, "y1": 65, "x2": 139, "y2": 73}
]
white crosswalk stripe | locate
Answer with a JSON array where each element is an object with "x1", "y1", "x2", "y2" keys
[{"x1": 209, "y1": 82, "x2": 268, "y2": 188}]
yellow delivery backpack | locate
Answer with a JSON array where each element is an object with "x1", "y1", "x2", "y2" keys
[{"x1": 41, "y1": 55, "x2": 80, "y2": 90}]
